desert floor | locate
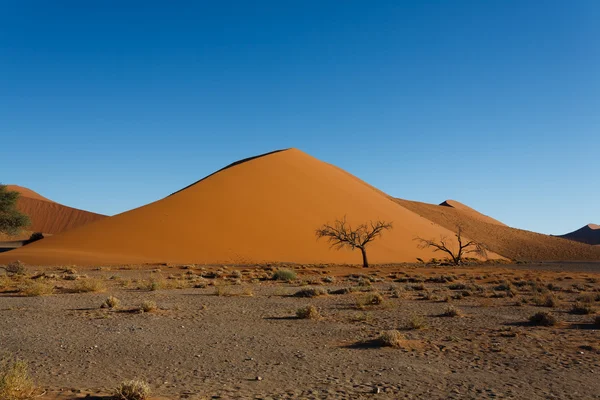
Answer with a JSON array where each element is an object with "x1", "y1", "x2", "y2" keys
[{"x1": 1, "y1": 262, "x2": 600, "y2": 399}]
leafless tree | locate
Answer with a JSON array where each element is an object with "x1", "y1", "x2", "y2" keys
[
  {"x1": 414, "y1": 225, "x2": 487, "y2": 266},
  {"x1": 316, "y1": 216, "x2": 393, "y2": 268}
]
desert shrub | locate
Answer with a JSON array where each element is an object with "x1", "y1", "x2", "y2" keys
[
  {"x1": 529, "y1": 311, "x2": 557, "y2": 326},
  {"x1": 24, "y1": 232, "x2": 44, "y2": 245},
  {"x1": 329, "y1": 287, "x2": 356, "y2": 295},
  {"x1": 296, "y1": 305, "x2": 321, "y2": 320},
  {"x1": 0, "y1": 357, "x2": 36, "y2": 400},
  {"x1": 71, "y1": 278, "x2": 106, "y2": 293},
  {"x1": 570, "y1": 302, "x2": 595, "y2": 315},
  {"x1": 448, "y1": 282, "x2": 468, "y2": 290},
  {"x1": 64, "y1": 267, "x2": 77, "y2": 274},
  {"x1": 5, "y1": 261, "x2": 25, "y2": 276},
  {"x1": 101, "y1": 296, "x2": 121, "y2": 309},
  {"x1": 140, "y1": 300, "x2": 157, "y2": 313},
  {"x1": 114, "y1": 379, "x2": 150, "y2": 400},
  {"x1": 407, "y1": 315, "x2": 428, "y2": 330},
  {"x1": 293, "y1": 287, "x2": 328, "y2": 298},
  {"x1": 20, "y1": 281, "x2": 53, "y2": 297},
  {"x1": 356, "y1": 292, "x2": 384, "y2": 308},
  {"x1": 377, "y1": 330, "x2": 404, "y2": 347},
  {"x1": 531, "y1": 294, "x2": 558, "y2": 308},
  {"x1": 441, "y1": 306, "x2": 463, "y2": 317},
  {"x1": 272, "y1": 269, "x2": 297, "y2": 282}
]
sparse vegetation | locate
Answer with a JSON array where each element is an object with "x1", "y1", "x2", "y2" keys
[
  {"x1": 377, "y1": 330, "x2": 404, "y2": 347},
  {"x1": 140, "y1": 300, "x2": 157, "y2": 313},
  {"x1": 114, "y1": 379, "x2": 151, "y2": 400},
  {"x1": 570, "y1": 302, "x2": 595, "y2": 315},
  {"x1": 71, "y1": 278, "x2": 106, "y2": 293},
  {"x1": 272, "y1": 269, "x2": 297, "y2": 282},
  {"x1": 529, "y1": 311, "x2": 557, "y2": 326},
  {"x1": 101, "y1": 296, "x2": 121, "y2": 309},
  {"x1": 296, "y1": 305, "x2": 321, "y2": 319},
  {"x1": 316, "y1": 216, "x2": 393, "y2": 268},
  {"x1": 5, "y1": 261, "x2": 26, "y2": 276},
  {"x1": 0, "y1": 184, "x2": 31, "y2": 236},
  {"x1": 0, "y1": 357, "x2": 36, "y2": 400},
  {"x1": 294, "y1": 287, "x2": 328, "y2": 298},
  {"x1": 441, "y1": 305, "x2": 463, "y2": 317},
  {"x1": 20, "y1": 281, "x2": 53, "y2": 297},
  {"x1": 407, "y1": 315, "x2": 428, "y2": 330},
  {"x1": 356, "y1": 292, "x2": 384, "y2": 308}
]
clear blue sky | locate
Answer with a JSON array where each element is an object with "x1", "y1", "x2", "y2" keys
[{"x1": 1, "y1": 1, "x2": 598, "y2": 235}]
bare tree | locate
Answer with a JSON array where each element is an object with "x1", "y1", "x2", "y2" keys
[
  {"x1": 316, "y1": 216, "x2": 393, "y2": 268},
  {"x1": 414, "y1": 225, "x2": 487, "y2": 266}
]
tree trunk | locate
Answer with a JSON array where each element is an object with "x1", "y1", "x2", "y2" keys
[{"x1": 360, "y1": 247, "x2": 369, "y2": 268}]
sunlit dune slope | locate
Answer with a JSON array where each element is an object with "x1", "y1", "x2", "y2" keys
[
  {"x1": 0, "y1": 149, "x2": 501, "y2": 266},
  {"x1": 394, "y1": 199, "x2": 600, "y2": 261},
  {"x1": 559, "y1": 224, "x2": 600, "y2": 246},
  {"x1": 440, "y1": 199, "x2": 507, "y2": 226},
  {"x1": 6, "y1": 185, "x2": 106, "y2": 235}
]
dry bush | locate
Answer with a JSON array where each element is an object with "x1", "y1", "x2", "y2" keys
[
  {"x1": 114, "y1": 379, "x2": 150, "y2": 400},
  {"x1": 570, "y1": 302, "x2": 595, "y2": 315},
  {"x1": 5, "y1": 261, "x2": 26, "y2": 276},
  {"x1": 140, "y1": 300, "x2": 157, "y2": 313},
  {"x1": 294, "y1": 287, "x2": 328, "y2": 298},
  {"x1": 296, "y1": 305, "x2": 321, "y2": 320},
  {"x1": 101, "y1": 296, "x2": 121, "y2": 309},
  {"x1": 531, "y1": 294, "x2": 559, "y2": 308},
  {"x1": 71, "y1": 278, "x2": 106, "y2": 293},
  {"x1": 377, "y1": 330, "x2": 404, "y2": 347},
  {"x1": 272, "y1": 269, "x2": 297, "y2": 282},
  {"x1": 529, "y1": 311, "x2": 557, "y2": 326},
  {"x1": 356, "y1": 292, "x2": 384, "y2": 308},
  {"x1": 19, "y1": 281, "x2": 53, "y2": 297},
  {"x1": 407, "y1": 315, "x2": 428, "y2": 330},
  {"x1": 0, "y1": 357, "x2": 36, "y2": 400},
  {"x1": 441, "y1": 306, "x2": 463, "y2": 317}
]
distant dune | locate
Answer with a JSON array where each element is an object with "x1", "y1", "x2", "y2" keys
[
  {"x1": 439, "y1": 199, "x2": 507, "y2": 226},
  {"x1": 6, "y1": 185, "x2": 106, "y2": 235},
  {"x1": 559, "y1": 224, "x2": 600, "y2": 246},
  {"x1": 394, "y1": 199, "x2": 600, "y2": 262},
  {"x1": 0, "y1": 149, "x2": 502, "y2": 266}
]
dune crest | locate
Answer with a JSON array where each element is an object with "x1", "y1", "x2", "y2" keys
[
  {"x1": 439, "y1": 199, "x2": 507, "y2": 226},
  {"x1": 0, "y1": 149, "x2": 502, "y2": 266}
]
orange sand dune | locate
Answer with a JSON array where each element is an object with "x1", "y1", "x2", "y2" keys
[
  {"x1": 439, "y1": 199, "x2": 507, "y2": 226},
  {"x1": 0, "y1": 149, "x2": 502, "y2": 266},
  {"x1": 559, "y1": 224, "x2": 600, "y2": 246},
  {"x1": 394, "y1": 199, "x2": 600, "y2": 261},
  {"x1": 6, "y1": 185, "x2": 106, "y2": 235}
]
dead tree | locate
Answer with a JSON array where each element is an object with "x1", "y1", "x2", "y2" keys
[
  {"x1": 316, "y1": 217, "x2": 393, "y2": 268},
  {"x1": 414, "y1": 225, "x2": 487, "y2": 266}
]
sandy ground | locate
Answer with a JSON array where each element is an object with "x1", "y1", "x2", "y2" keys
[{"x1": 1, "y1": 263, "x2": 600, "y2": 399}]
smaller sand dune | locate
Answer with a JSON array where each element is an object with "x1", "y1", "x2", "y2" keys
[
  {"x1": 439, "y1": 200, "x2": 507, "y2": 226},
  {"x1": 5, "y1": 185, "x2": 106, "y2": 235},
  {"x1": 559, "y1": 224, "x2": 600, "y2": 246}
]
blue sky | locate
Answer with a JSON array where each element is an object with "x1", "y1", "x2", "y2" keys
[{"x1": 1, "y1": 1, "x2": 598, "y2": 235}]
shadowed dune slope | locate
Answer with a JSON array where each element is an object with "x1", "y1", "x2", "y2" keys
[
  {"x1": 440, "y1": 200, "x2": 507, "y2": 226},
  {"x1": 559, "y1": 224, "x2": 600, "y2": 246},
  {"x1": 0, "y1": 149, "x2": 502, "y2": 266},
  {"x1": 394, "y1": 199, "x2": 600, "y2": 261},
  {"x1": 6, "y1": 185, "x2": 106, "y2": 234}
]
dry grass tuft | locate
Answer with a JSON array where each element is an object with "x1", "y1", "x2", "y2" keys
[
  {"x1": 5, "y1": 261, "x2": 26, "y2": 276},
  {"x1": 296, "y1": 305, "x2": 321, "y2": 320},
  {"x1": 114, "y1": 379, "x2": 150, "y2": 400},
  {"x1": 101, "y1": 296, "x2": 121, "y2": 309},
  {"x1": 529, "y1": 311, "x2": 557, "y2": 326},
  {"x1": 0, "y1": 357, "x2": 36, "y2": 400},
  {"x1": 441, "y1": 306, "x2": 463, "y2": 317},
  {"x1": 140, "y1": 300, "x2": 157, "y2": 313},
  {"x1": 19, "y1": 281, "x2": 53, "y2": 297},
  {"x1": 272, "y1": 269, "x2": 297, "y2": 282},
  {"x1": 294, "y1": 287, "x2": 328, "y2": 298},
  {"x1": 356, "y1": 292, "x2": 384, "y2": 308},
  {"x1": 570, "y1": 302, "x2": 595, "y2": 315},
  {"x1": 377, "y1": 330, "x2": 404, "y2": 347},
  {"x1": 407, "y1": 315, "x2": 428, "y2": 330},
  {"x1": 71, "y1": 278, "x2": 106, "y2": 293}
]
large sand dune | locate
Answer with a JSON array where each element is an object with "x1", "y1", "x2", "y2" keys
[
  {"x1": 439, "y1": 199, "x2": 507, "y2": 226},
  {"x1": 395, "y1": 199, "x2": 600, "y2": 261},
  {"x1": 6, "y1": 185, "x2": 105, "y2": 235},
  {"x1": 0, "y1": 149, "x2": 499, "y2": 266},
  {"x1": 559, "y1": 224, "x2": 600, "y2": 246}
]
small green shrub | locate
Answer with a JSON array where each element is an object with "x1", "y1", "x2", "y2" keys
[{"x1": 272, "y1": 269, "x2": 297, "y2": 282}]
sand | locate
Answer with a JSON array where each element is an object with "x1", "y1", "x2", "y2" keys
[
  {"x1": 439, "y1": 199, "x2": 507, "y2": 226},
  {"x1": 0, "y1": 149, "x2": 501, "y2": 266},
  {"x1": 6, "y1": 185, "x2": 105, "y2": 235},
  {"x1": 560, "y1": 224, "x2": 600, "y2": 246},
  {"x1": 395, "y1": 199, "x2": 600, "y2": 262}
]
